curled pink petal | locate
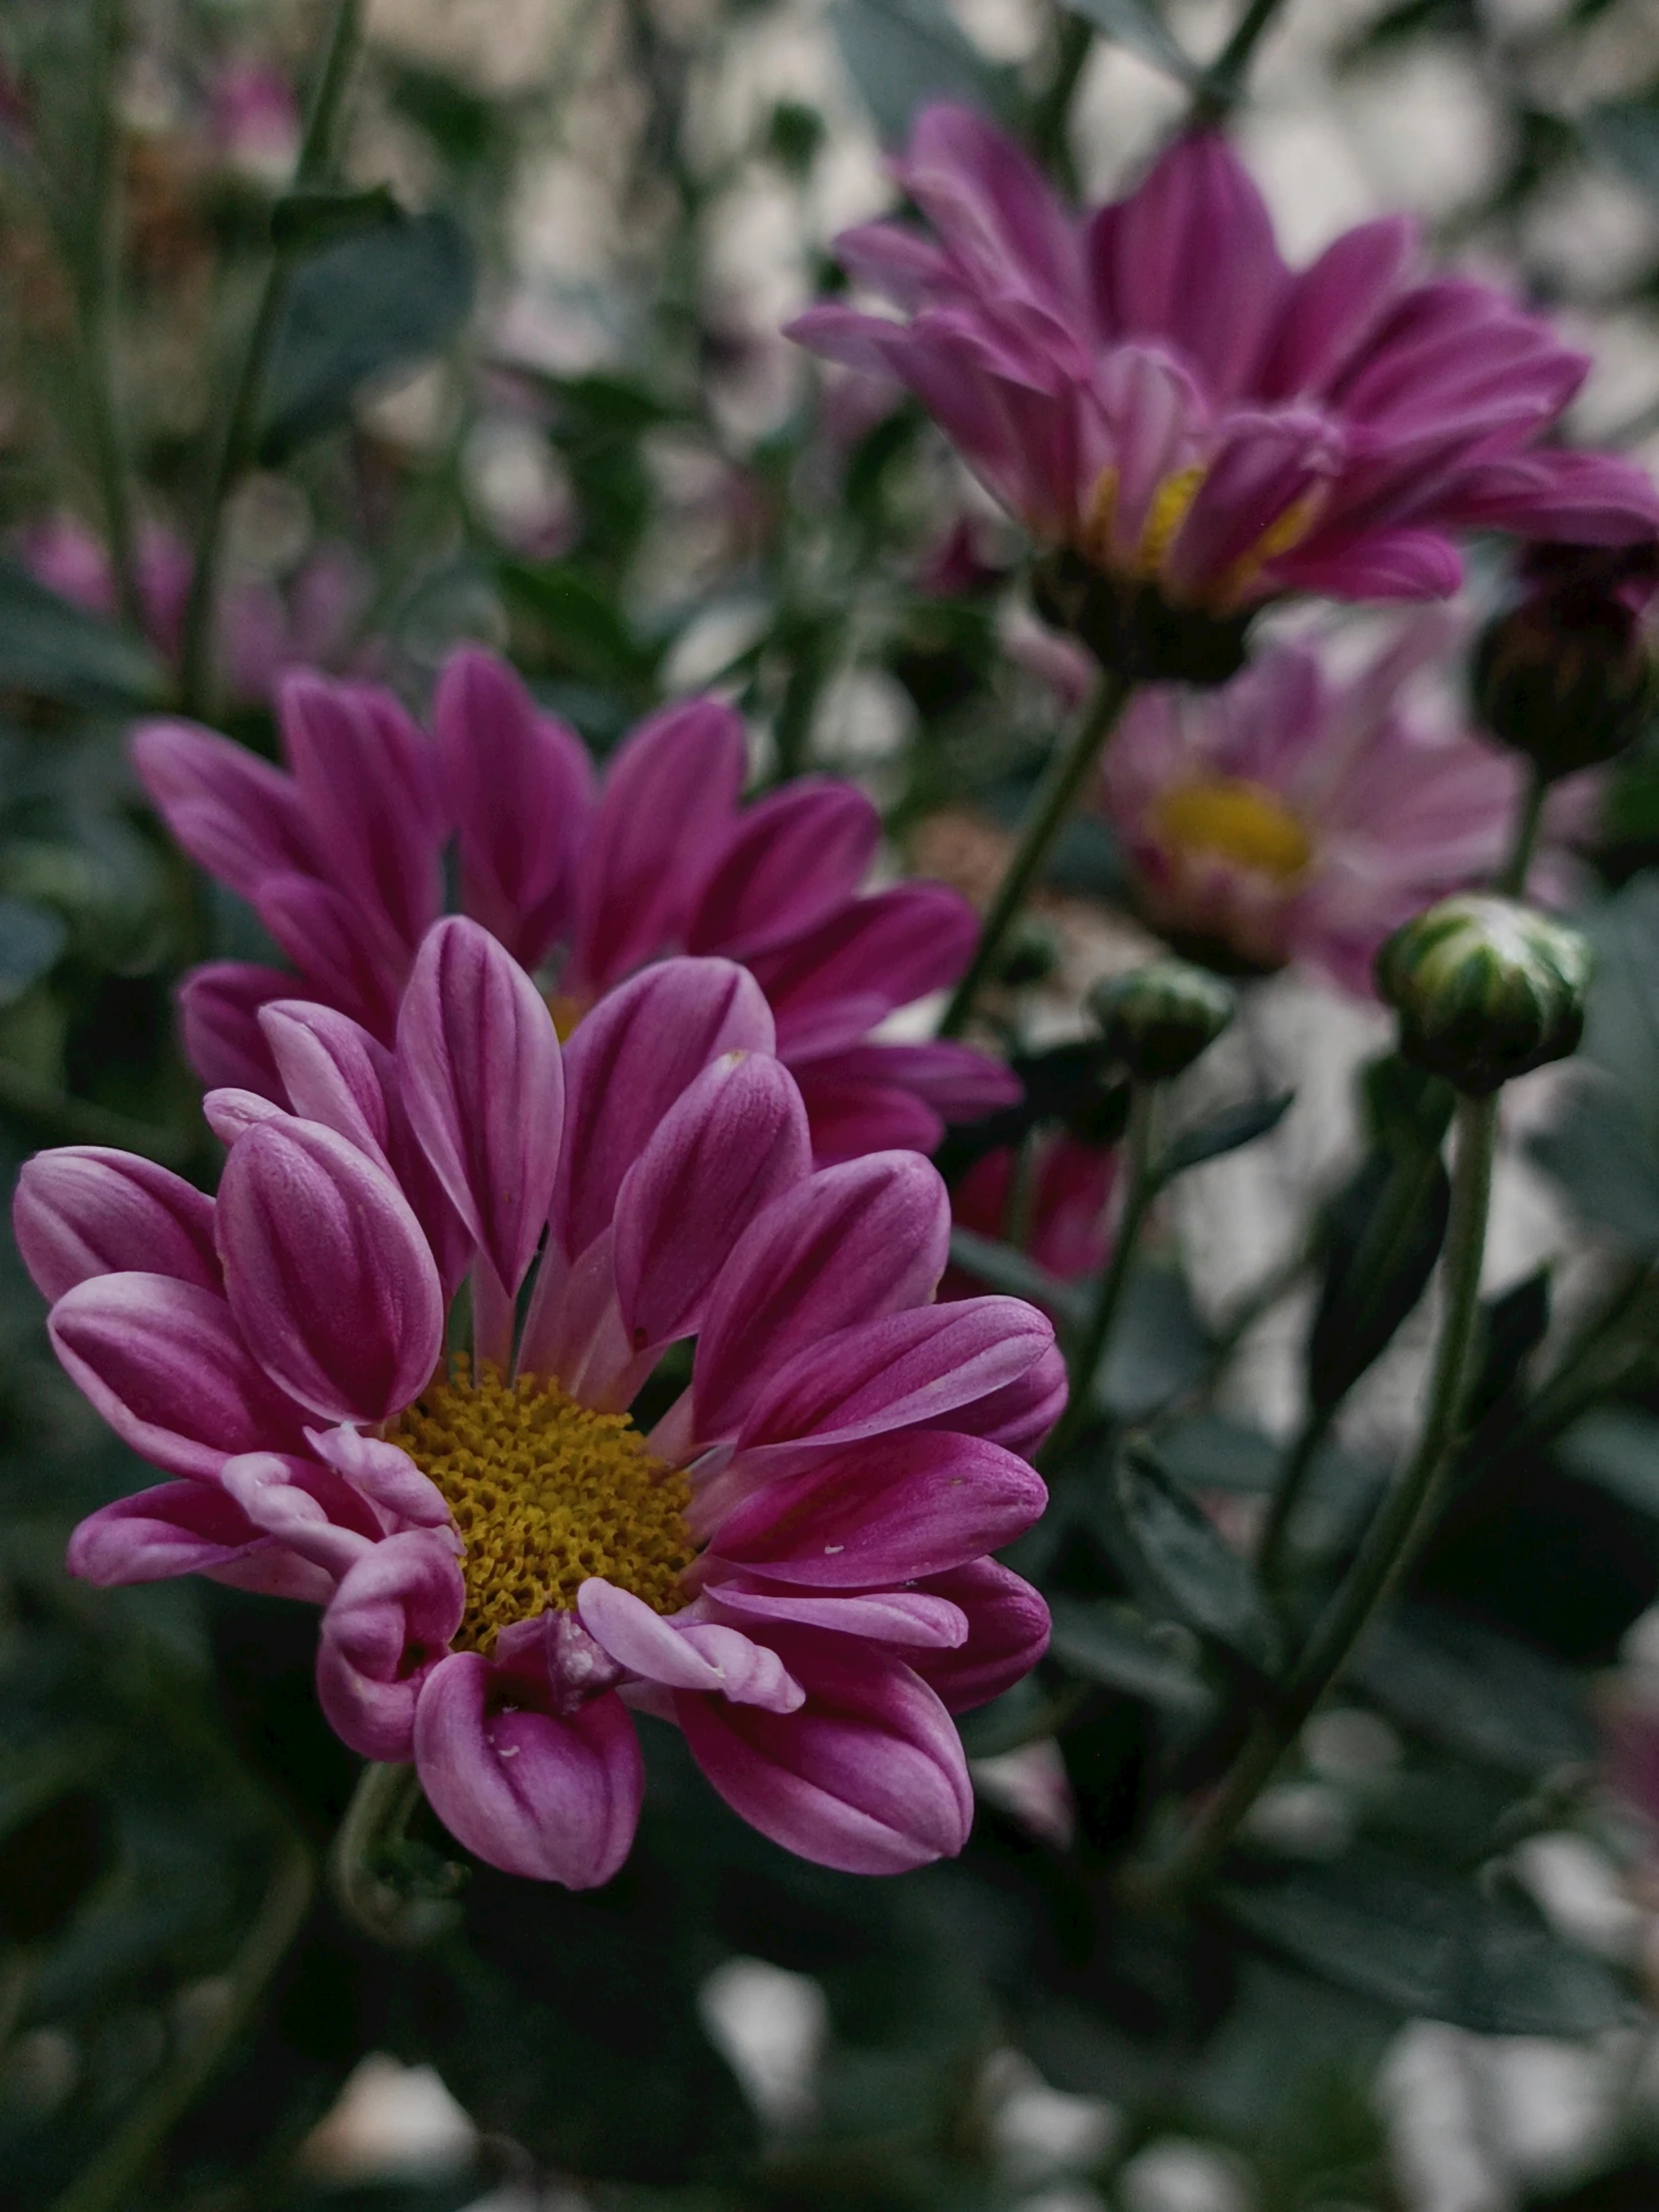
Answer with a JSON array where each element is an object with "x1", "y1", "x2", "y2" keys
[
  {"x1": 577, "y1": 1580, "x2": 803, "y2": 1711},
  {"x1": 204, "y1": 1088, "x2": 289, "y2": 1144},
  {"x1": 221, "y1": 1450, "x2": 377, "y2": 1579},
  {"x1": 316, "y1": 1529, "x2": 465, "y2": 1759},
  {"x1": 260, "y1": 1000, "x2": 394, "y2": 1166},
  {"x1": 216, "y1": 1118, "x2": 443, "y2": 1423},
  {"x1": 304, "y1": 1423, "x2": 455, "y2": 1532},
  {"x1": 708, "y1": 1578, "x2": 968, "y2": 1649},
  {"x1": 14, "y1": 1148, "x2": 220, "y2": 1305},
  {"x1": 67, "y1": 1478, "x2": 270, "y2": 1586},
  {"x1": 414, "y1": 1652, "x2": 644, "y2": 1887}
]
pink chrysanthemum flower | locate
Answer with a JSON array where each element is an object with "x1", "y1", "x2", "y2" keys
[
  {"x1": 788, "y1": 105, "x2": 1659, "y2": 616},
  {"x1": 134, "y1": 647, "x2": 1013, "y2": 1165},
  {"x1": 15, "y1": 920, "x2": 1060, "y2": 1885},
  {"x1": 1097, "y1": 621, "x2": 1578, "y2": 993}
]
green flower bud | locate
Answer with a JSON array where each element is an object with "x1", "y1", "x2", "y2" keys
[
  {"x1": 1473, "y1": 546, "x2": 1657, "y2": 783},
  {"x1": 1375, "y1": 894, "x2": 1590, "y2": 1096},
  {"x1": 1090, "y1": 958, "x2": 1236, "y2": 1083}
]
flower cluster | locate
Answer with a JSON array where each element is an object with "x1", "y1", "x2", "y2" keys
[
  {"x1": 135, "y1": 647, "x2": 1014, "y2": 1163},
  {"x1": 16, "y1": 920, "x2": 1060, "y2": 1884}
]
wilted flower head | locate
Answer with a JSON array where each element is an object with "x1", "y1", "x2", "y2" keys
[
  {"x1": 15, "y1": 921, "x2": 1060, "y2": 1885},
  {"x1": 1097, "y1": 622, "x2": 1575, "y2": 994},
  {"x1": 789, "y1": 106, "x2": 1659, "y2": 648},
  {"x1": 136, "y1": 646, "x2": 1014, "y2": 1163}
]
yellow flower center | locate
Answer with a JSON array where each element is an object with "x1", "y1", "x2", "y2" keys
[
  {"x1": 1152, "y1": 778, "x2": 1314, "y2": 883},
  {"x1": 388, "y1": 1361, "x2": 696, "y2": 1655},
  {"x1": 1080, "y1": 463, "x2": 1326, "y2": 608}
]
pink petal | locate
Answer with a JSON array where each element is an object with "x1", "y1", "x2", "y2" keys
[
  {"x1": 1259, "y1": 215, "x2": 1417, "y2": 400},
  {"x1": 316, "y1": 1529, "x2": 465, "y2": 1760},
  {"x1": 260, "y1": 999, "x2": 393, "y2": 1166},
  {"x1": 1439, "y1": 445, "x2": 1659, "y2": 545},
  {"x1": 221, "y1": 1449, "x2": 378, "y2": 1579},
  {"x1": 676, "y1": 1628, "x2": 972, "y2": 1874},
  {"x1": 690, "y1": 1152, "x2": 950, "y2": 1443},
  {"x1": 414, "y1": 1652, "x2": 644, "y2": 1887},
  {"x1": 936, "y1": 1343, "x2": 1067, "y2": 1456},
  {"x1": 550, "y1": 957, "x2": 775, "y2": 1264},
  {"x1": 434, "y1": 646, "x2": 594, "y2": 969},
  {"x1": 49, "y1": 1272, "x2": 309, "y2": 1478},
  {"x1": 305, "y1": 1422, "x2": 455, "y2": 1531},
  {"x1": 1266, "y1": 525, "x2": 1462, "y2": 600},
  {"x1": 204, "y1": 1088, "x2": 289, "y2": 1144},
  {"x1": 906, "y1": 1559, "x2": 1049, "y2": 1712},
  {"x1": 1161, "y1": 408, "x2": 1343, "y2": 602},
  {"x1": 748, "y1": 883, "x2": 980, "y2": 1059},
  {"x1": 686, "y1": 778, "x2": 879, "y2": 962},
  {"x1": 900, "y1": 103, "x2": 1084, "y2": 321},
  {"x1": 66, "y1": 1477, "x2": 269, "y2": 1586},
  {"x1": 396, "y1": 917, "x2": 564, "y2": 1296},
  {"x1": 178, "y1": 962, "x2": 293, "y2": 1096},
  {"x1": 14, "y1": 1147, "x2": 220, "y2": 1304},
  {"x1": 786, "y1": 1067, "x2": 944, "y2": 1164},
  {"x1": 612, "y1": 1051, "x2": 811, "y2": 1352},
  {"x1": 130, "y1": 717, "x2": 317, "y2": 900},
  {"x1": 256, "y1": 873, "x2": 404, "y2": 1040},
  {"x1": 708, "y1": 1577, "x2": 968, "y2": 1649},
  {"x1": 216, "y1": 1118, "x2": 444, "y2": 1423},
  {"x1": 576, "y1": 1581, "x2": 803, "y2": 1711},
  {"x1": 571, "y1": 698, "x2": 748, "y2": 991}
]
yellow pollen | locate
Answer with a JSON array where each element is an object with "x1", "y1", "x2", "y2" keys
[
  {"x1": 1136, "y1": 464, "x2": 1207, "y2": 578},
  {"x1": 387, "y1": 1360, "x2": 695, "y2": 1655},
  {"x1": 1153, "y1": 778, "x2": 1314, "y2": 883}
]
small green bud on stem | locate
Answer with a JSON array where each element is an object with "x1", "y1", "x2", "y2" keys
[{"x1": 1090, "y1": 958, "x2": 1237, "y2": 1083}]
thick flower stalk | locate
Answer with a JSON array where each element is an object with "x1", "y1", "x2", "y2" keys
[
  {"x1": 1098, "y1": 622, "x2": 1586, "y2": 992},
  {"x1": 15, "y1": 920, "x2": 1060, "y2": 1886},
  {"x1": 134, "y1": 647, "x2": 1013, "y2": 1164},
  {"x1": 789, "y1": 105, "x2": 1659, "y2": 632}
]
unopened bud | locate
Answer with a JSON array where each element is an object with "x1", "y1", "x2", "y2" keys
[
  {"x1": 1473, "y1": 544, "x2": 1657, "y2": 782},
  {"x1": 1375, "y1": 894, "x2": 1590, "y2": 1096},
  {"x1": 1090, "y1": 959, "x2": 1236, "y2": 1083}
]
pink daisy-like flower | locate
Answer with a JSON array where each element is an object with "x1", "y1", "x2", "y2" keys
[
  {"x1": 1097, "y1": 620, "x2": 1578, "y2": 994},
  {"x1": 788, "y1": 105, "x2": 1659, "y2": 620},
  {"x1": 15, "y1": 920, "x2": 1060, "y2": 1885},
  {"x1": 134, "y1": 647, "x2": 1014, "y2": 1165}
]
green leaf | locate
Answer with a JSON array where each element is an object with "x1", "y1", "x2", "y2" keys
[
  {"x1": 945, "y1": 1227, "x2": 1084, "y2": 1325},
  {"x1": 830, "y1": 0, "x2": 1017, "y2": 148},
  {"x1": 1351, "y1": 1602, "x2": 1595, "y2": 1778},
  {"x1": 258, "y1": 211, "x2": 475, "y2": 461},
  {"x1": 1559, "y1": 1407, "x2": 1659, "y2": 1516},
  {"x1": 1531, "y1": 1077, "x2": 1659, "y2": 1251},
  {"x1": 1098, "y1": 1262, "x2": 1212, "y2": 1418},
  {"x1": 1306, "y1": 1146, "x2": 1449, "y2": 1413},
  {"x1": 1463, "y1": 1267, "x2": 1551, "y2": 1431},
  {"x1": 1158, "y1": 1090, "x2": 1294, "y2": 1185},
  {"x1": 1156, "y1": 1413, "x2": 1283, "y2": 1495},
  {"x1": 270, "y1": 184, "x2": 402, "y2": 253},
  {"x1": 497, "y1": 560, "x2": 661, "y2": 694},
  {"x1": 0, "y1": 560, "x2": 161, "y2": 705},
  {"x1": 0, "y1": 1785, "x2": 111, "y2": 1945},
  {"x1": 0, "y1": 896, "x2": 67, "y2": 1005},
  {"x1": 1220, "y1": 1849, "x2": 1627, "y2": 2034},
  {"x1": 1047, "y1": 1595, "x2": 1214, "y2": 1714},
  {"x1": 1057, "y1": 0, "x2": 1199, "y2": 83},
  {"x1": 1106, "y1": 1442, "x2": 1278, "y2": 1668}
]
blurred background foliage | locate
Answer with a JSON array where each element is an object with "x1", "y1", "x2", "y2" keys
[{"x1": 7, "y1": 1, "x2": 1659, "y2": 2208}]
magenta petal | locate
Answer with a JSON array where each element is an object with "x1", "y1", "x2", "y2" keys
[
  {"x1": 221, "y1": 1450, "x2": 376, "y2": 1579},
  {"x1": 66, "y1": 1478, "x2": 268, "y2": 1586},
  {"x1": 691, "y1": 1153, "x2": 950, "y2": 1442},
  {"x1": 612, "y1": 1052, "x2": 811, "y2": 1352},
  {"x1": 305, "y1": 1423, "x2": 455, "y2": 1531},
  {"x1": 749, "y1": 883, "x2": 980, "y2": 1059},
  {"x1": 396, "y1": 917, "x2": 564, "y2": 1295},
  {"x1": 737, "y1": 1298, "x2": 1057, "y2": 1451},
  {"x1": 901, "y1": 102, "x2": 1083, "y2": 319},
  {"x1": 216, "y1": 1118, "x2": 443, "y2": 1423},
  {"x1": 704, "y1": 1429, "x2": 1045, "y2": 1586},
  {"x1": 571, "y1": 698, "x2": 748, "y2": 991},
  {"x1": 939, "y1": 1342, "x2": 1067, "y2": 1457},
  {"x1": 1260, "y1": 214, "x2": 1417, "y2": 400},
  {"x1": 131, "y1": 717, "x2": 317, "y2": 900},
  {"x1": 551, "y1": 957, "x2": 775, "y2": 1263},
  {"x1": 787, "y1": 1068, "x2": 944, "y2": 1163},
  {"x1": 178, "y1": 962, "x2": 293, "y2": 1096},
  {"x1": 677, "y1": 1629, "x2": 972, "y2": 1874},
  {"x1": 906, "y1": 1560, "x2": 1050, "y2": 1712},
  {"x1": 204, "y1": 1088, "x2": 289, "y2": 1144},
  {"x1": 49, "y1": 1272, "x2": 308, "y2": 1477},
  {"x1": 709, "y1": 1578, "x2": 968, "y2": 1650},
  {"x1": 576, "y1": 1581, "x2": 803, "y2": 1711},
  {"x1": 414, "y1": 1652, "x2": 644, "y2": 1887},
  {"x1": 686, "y1": 779, "x2": 879, "y2": 962},
  {"x1": 1267, "y1": 525, "x2": 1462, "y2": 600},
  {"x1": 14, "y1": 1147, "x2": 220, "y2": 1304},
  {"x1": 256, "y1": 873, "x2": 404, "y2": 1041},
  {"x1": 261, "y1": 1000, "x2": 394, "y2": 1166},
  {"x1": 316, "y1": 1530, "x2": 465, "y2": 1760},
  {"x1": 434, "y1": 647, "x2": 594, "y2": 969}
]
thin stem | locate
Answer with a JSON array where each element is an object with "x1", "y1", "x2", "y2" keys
[
  {"x1": 49, "y1": 1828, "x2": 312, "y2": 2212},
  {"x1": 72, "y1": 0, "x2": 141, "y2": 629},
  {"x1": 1255, "y1": 1399, "x2": 1336, "y2": 1588},
  {"x1": 1041, "y1": 1082, "x2": 1159, "y2": 1469},
  {"x1": 1496, "y1": 766, "x2": 1546, "y2": 897},
  {"x1": 1194, "y1": 0, "x2": 1292, "y2": 118},
  {"x1": 1141, "y1": 1091, "x2": 1499, "y2": 1902},
  {"x1": 178, "y1": 0, "x2": 364, "y2": 714},
  {"x1": 940, "y1": 666, "x2": 1131, "y2": 1039},
  {"x1": 329, "y1": 1760, "x2": 459, "y2": 1947}
]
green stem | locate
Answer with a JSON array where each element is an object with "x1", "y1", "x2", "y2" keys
[
  {"x1": 178, "y1": 0, "x2": 364, "y2": 715},
  {"x1": 1496, "y1": 766, "x2": 1546, "y2": 897},
  {"x1": 1141, "y1": 1091, "x2": 1499, "y2": 1903},
  {"x1": 1041, "y1": 1081, "x2": 1159, "y2": 1469},
  {"x1": 1194, "y1": 0, "x2": 1291, "y2": 118},
  {"x1": 49, "y1": 1829, "x2": 312, "y2": 2212},
  {"x1": 1255, "y1": 1399, "x2": 1337, "y2": 1588},
  {"x1": 940, "y1": 666, "x2": 1131, "y2": 1039},
  {"x1": 329, "y1": 1761, "x2": 459, "y2": 1947},
  {"x1": 74, "y1": 0, "x2": 141, "y2": 630}
]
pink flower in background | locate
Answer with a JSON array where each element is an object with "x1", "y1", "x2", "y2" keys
[
  {"x1": 1098, "y1": 621, "x2": 1581, "y2": 993},
  {"x1": 14, "y1": 921, "x2": 1059, "y2": 1884},
  {"x1": 18, "y1": 515, "x2": 370, "y2": 708},
  {"x1": 788, "y1": 105, "x2": 1659, "y2": 614},
  {"x1": 208, "y1": 59, "x2": 300, "y2": 181},
  {"x1": 135, "y1": 646, "x2": 1015, "y2": 1163},
  {"x1": 947, "y1": 1134, "x2": 1114, "y2": 1297}
]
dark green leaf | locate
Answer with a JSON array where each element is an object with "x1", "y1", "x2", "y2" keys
[
  {"x1": 1099, "y1": 1263, "x2": 1212, "y2": 1418},
  {"x1": 1047, "y1": 1596, "x2": 1214, "y2": 1714},
  {"x1": 258, "y1": 212, "x2": 475, "y2": 460},
  {"x1": 1531, "y1": 1077, "x2": 1659, "y2": 1251},
  {"x1": 830, "y1": 0, "x2": 1016, "y2": 148},
  {"x1": 1360, "y1": 1051, "x2": 1453, "y2": 1154},
  {"x1": 0, "y1": 896, "x2": 67, "y2": 1004},
  {"x1": 1464, "y1": 1268, "x2": 1551, "y2": 1430},
  {"x1": 1106, "y1": 1443, "x2": 1278, "y2": 1667},
  {"x1": 1558, "y1": 1407, "x2": 1659, "y2": 1516},
  {"x1": 1351, "y1": 1602, "x2": 1595, "y2": 1778},
  {"x1": 270, "y1": 185, "x2": 401, "y2": 253},
  {"x1": 0, "y1": 560, "x2": 161, "y2": 705},
  {"x1": 1306, "y1": 1146, "x2": 1449, "y2": 1412},
  {"x1": 1156, "y1": 1414, "x2": 1283, "y2": 1495},
  {"x1": 1220, "y1": 1850, "x2": 1627, "y2": 2034},
  {"x1": 1058, "y1": 0, "x2": 1199, "y2": 82},
  {"x1": 945, "y1": 1227, "x2": 1084, "y2": 1325},
  {"x1": 1158, "y1": 1091, "x2": 1294, "y2": 1185},
  {"x1": 0, "y1": 1786, "x2": 111, "y2": 1944},
  {"x1": 497, "y1": 560, "x2": 660, "y2": 692},
  {"x1": 1580, "y1": 875, "x2": 1659, "y2": 1148}
]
